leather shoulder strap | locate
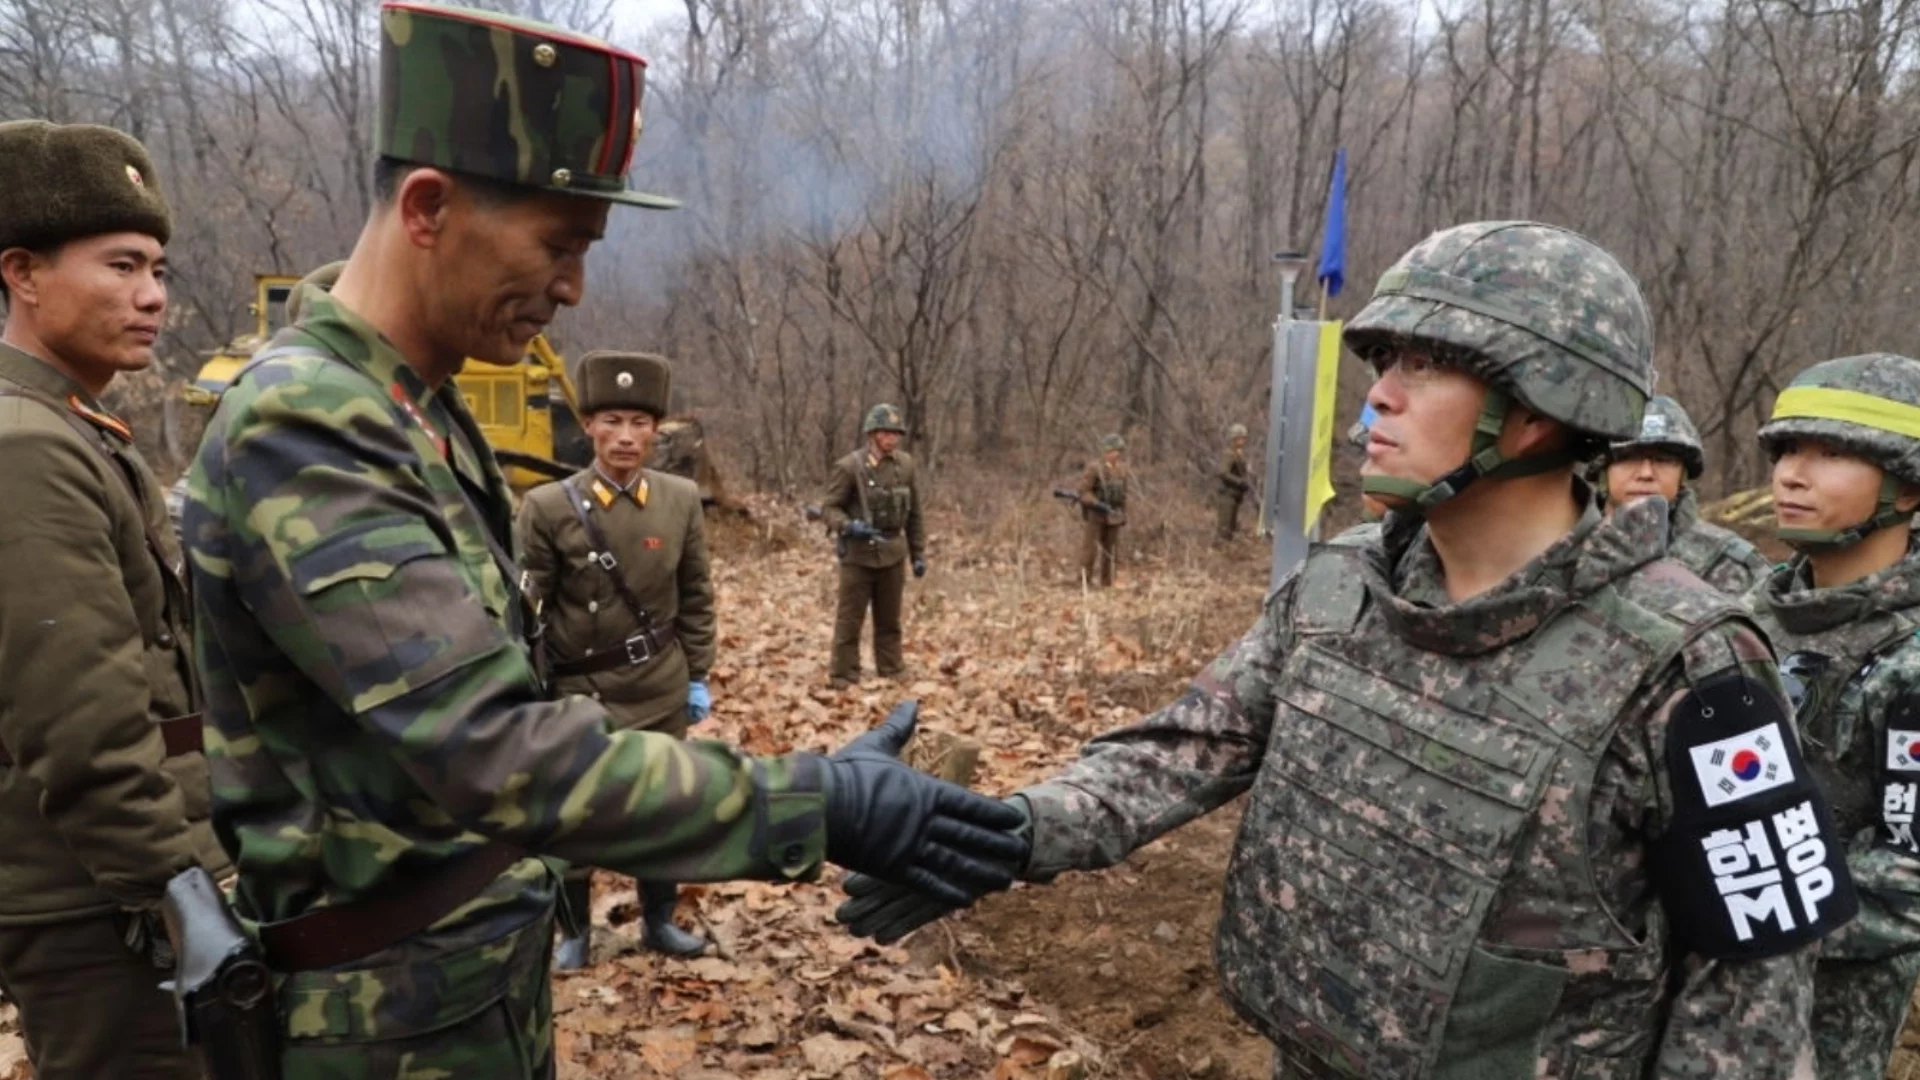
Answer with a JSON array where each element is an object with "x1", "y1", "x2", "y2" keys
[{"x1": 558, "y1": 477, "x2": 654, "y2": 633}]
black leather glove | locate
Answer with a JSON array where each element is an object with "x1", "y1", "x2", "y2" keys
[
  {"x1": 843, "y1": 520, "x2": 880, "y2": 542},
  {"x1": 837, "y1": 796, "x2": 1031, "y2": 943},
  {"x1": 912, "y1": 557, "x2": 927, "y2": 578},
  {"x1": 817, "y1": 701, "x2": 1029, "y2": 907}
]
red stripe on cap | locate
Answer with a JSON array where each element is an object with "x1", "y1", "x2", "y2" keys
[
  {"x1": 619, "y1": 60, "x2": 643, "y2": 176},
  {"x1": 381, "y1": 1, "x2": 648, "y2": 64},
  {"x1": 596, "y1": 51, "x2": 621, "y2": 175}
]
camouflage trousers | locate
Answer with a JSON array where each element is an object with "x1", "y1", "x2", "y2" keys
[
  {"x1": 279, "y1": 911, "x2": 556, "y2": 1079},
  {"x1": 1813, "y1": 953, "x2": 1920, "y2": 1079},
  {"x1": 0, "y1": 911, "x2": 200, "y2": 1079},
  {"x1": 831, "y1": 559, "x2": 906, "y2": 682},
  {"x1": 1080, "y1": 521, "x2": 1120, "y2": 587},
  {"x1": 1214, "y1": 492, "x2": 1244, "y2": 546}
]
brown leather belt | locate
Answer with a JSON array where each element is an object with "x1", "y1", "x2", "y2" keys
[
  {"x1": 0, "y1": 712, "x2": 202, "y2": 766},
  {"x1": 549, "y1": 623, "x2": 678, "y2": 679},
  {"x1": 257, "y1": 840, "x2": 527, "y2": 972}
]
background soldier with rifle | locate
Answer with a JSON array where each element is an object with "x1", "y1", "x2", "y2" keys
[
  {"x1": 1214, "y1": 423, "x2": 1252, "y2": 547},
  {"x1": 820, "y1": 404, "x2": 926, "y2": 689},
  {"x1": 1076, "y1": 434, "x2": 1129, "y2": 587}
]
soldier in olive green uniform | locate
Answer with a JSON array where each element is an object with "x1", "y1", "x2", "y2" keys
[
  {"x1": 181, "y1": 6, "x2": 1026, "y2": 1076},
  {"x1": 519, "y1": 352, "x2": 716, "y2": 965},
  {"x1": 0, "y1": 120, "x2": 229, "y2": 1079},
  {"x1": 1078, "y1": 434, "x2": 1129, "y2": 586},
  {"x1": 1599, "y1": 394, "x2": 1770, "y2": 594},
  {"x1": 822, "y1": 404, "x2": 926, "y2": 687},
  {"x1": 1213, "y1": 423, "x2": 1252, "y2": 546}
]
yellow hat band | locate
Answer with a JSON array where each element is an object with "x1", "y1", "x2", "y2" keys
[{"x1": 1771, "y1": 386, "x2": 1920, "y2": 441}]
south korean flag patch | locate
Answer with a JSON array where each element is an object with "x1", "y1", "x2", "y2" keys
[
  {"x1": 1886, "y1": 728, "x2": 1920, "y2": 773},
  {"x1": 1655, "y1": 672, "x2": 1858, "y2": 960},
  {"x1": 1881, "y1": 702, "x2": 1920, "y2": 854}
]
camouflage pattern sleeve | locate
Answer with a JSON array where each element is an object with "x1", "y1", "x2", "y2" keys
[
  {"x1": 210, "y1": 358, "x2": 824, "y2": 883},
  {"x1": 1016, "y1": 578, "x2": 1292, "y2": 878},
  {"x1": 676, "y1": 491, "x2": 716, "y2": 682},
  {"x1": 0, "y1": 426, "x2": 197, "y2": 906},
  {"x1": 1818, "y1": 844, "x2": 1920, "y2": 961},
  {"x1": 820, "y1": 457, "x2": 857, "y2": 532},
  {"x1": 1624, "y1": 622, "x2": 1819, "y2": 1078}
]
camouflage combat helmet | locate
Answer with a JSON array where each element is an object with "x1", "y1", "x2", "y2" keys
[
  {"x1": 863, "y1": 403, "x2": 907, "y2": 435},
  {"x1": 1608, "y1": 395, "x2": 1704, "y2": 479},
  {"x1": 1758, "y1": 353, "x2": 1920, "y2": 550},
  {"x1": 1227, "y1": 423, "x2": 1249, "y2": 441},
  {"x1": 1100, "y1": 434, "x2": 1126, "y2": 452},
  {"x1": 377, "y1": 2, "x2": 677, "y2": 209},
  {"x1": 1343, "y1": 221, "x2": 1653, "y2": 512}
]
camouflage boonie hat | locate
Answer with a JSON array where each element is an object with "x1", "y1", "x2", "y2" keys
[
  {"x1": 1226, "y1": 423, "x2": 1248, "y2": 440},
  {"x1": 577, "y1": 351, "x2": 671, "y2": 416},
  {"x1": 1609, "y1": 395, "x2": 1704, "y2": 478},
  {"x1": 378, "y1": 2, "x2": 677, "y2": 209},
  {"x1": 1759, "y1": 354, "x2": 1920, "y2": 488},
  {"x1": 1100, "y1": 434, "x2": 1126, "y2": 452},
  {"x1": 863, "y1": 403, "x2": 906, "y2": 435},
  {"x1": 1344, "y1": 221, "x2": 1652, "y2": 440}
]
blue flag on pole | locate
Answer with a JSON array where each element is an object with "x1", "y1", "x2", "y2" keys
[{"x1": 1318, "y1": 148, "x2": 1347, "y2": 297}]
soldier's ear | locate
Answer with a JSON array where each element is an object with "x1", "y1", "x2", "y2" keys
[
  {"x1": 394, "y1": 168, "x2": 457, "y2": 249},
  {"x1": 0, "y1": 246, "x2": 49, "y2": 309},
  {"x1": 1895, "y1": 480, "x2": 1920, "y2": 514}
]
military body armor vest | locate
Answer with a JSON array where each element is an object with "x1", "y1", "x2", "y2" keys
[{"x1": 1215, "y1": 542, "x2": 1700, "y2": 1079}]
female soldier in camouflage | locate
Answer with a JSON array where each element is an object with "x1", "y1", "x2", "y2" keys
[
  {"x1": 1599, "y1": 394, "x2": 1771, "y2": 593},
  {"x1": 1746, "y1": 353, "x2": 1920, "y2": 1079}
]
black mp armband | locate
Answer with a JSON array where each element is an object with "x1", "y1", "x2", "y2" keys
[{"x1": 1653, "y1": 672, "x2": 1858, "y2": 959}]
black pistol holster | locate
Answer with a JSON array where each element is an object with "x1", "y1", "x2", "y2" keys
[{"x1": 161, "y1": 867, "x2": 281, "y2": 1080}]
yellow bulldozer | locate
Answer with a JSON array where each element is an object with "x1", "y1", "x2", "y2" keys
[{"x1": 184, "y1": 273, "x2": 592, "y2": 491}]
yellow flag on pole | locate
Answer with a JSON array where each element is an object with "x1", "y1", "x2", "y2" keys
[{"x1": 1303, "y1": 321, "x2": 1342, "y2": 531}]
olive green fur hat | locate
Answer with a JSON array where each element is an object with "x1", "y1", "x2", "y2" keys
[
  {"x1": 578, "y1": 351, "x2": 671, "y2": 416},
  {"x1": 0, "y1": 121, "x2": 171, "y2": 252}
]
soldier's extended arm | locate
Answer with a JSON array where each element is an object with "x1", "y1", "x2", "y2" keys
[
  {"x1": 1076, "y1": 462, "x2": 1100, "y2": 507},
  {"x1": 0, "y1": 428, "x2": 196, "y2": 906},
  {"x1": 1640, "y1": 626, "x2": 1826, "y2": 1077},
  {"x1": 820, "y1": 460, "x2": 857, "y2": 533},
  {"x1": 678, "y1": 498, "x2": 717, "y2": 681},
  {"x1": 222, "y1": 371, "x2": 1024, "y2": 896}
]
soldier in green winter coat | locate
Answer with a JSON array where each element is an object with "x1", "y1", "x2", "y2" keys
[
  {"x1": 181, "y1": 5, "x2": 1027, "y2": 1076},
  {"x1": 1598, "y1": 394, "x2": 1770, "y2": 594},
  {"x1": 518, "y1": 351, "x2": 716, "y2": 965},
  {"x1": 1744, "y1": 354, "x2": 1920, "y2": 1078},
  {"x1": 821, "y1": 403, "x2": 926, "y2": 688},
  {"x1": 0, "y1": 120, "x2": 229, "y2": 1079},
  {"x1": 841, "y1": 222, "x2": 1852, "y2": 1079},
  {"x1": 1214, "y1": 423, "x2": 1252, "y2": 546}
]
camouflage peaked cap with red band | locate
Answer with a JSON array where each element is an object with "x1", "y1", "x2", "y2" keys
[{"x1": 377, "y1": 2, "x2": 678, "y2": 209}]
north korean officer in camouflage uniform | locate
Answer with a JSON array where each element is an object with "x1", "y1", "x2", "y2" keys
[
  {"x1": 0, "y1": 121, "x2": 230, "y2": 1079},
  {"x1": 182, "y1": 5, "x2": 1026, "y2": 1076},
  {"x1": 1214, "y1": 423, "x2": 1252, "y2": 547},
  {"x1": 1743, "y1": 354, "x2": 1920, "y2": 1078},
  {"x1": 1600, "y1": 394, "x2": 1770, "y2": 593},
  {"x1": 1078, "y1": 434, "x2": 1128, "y2": 585},
  {"x1": 821, "y1": 404, "x2": 926, "y2": 688},
  {"x1": 842, "y1": 222, "x2": 1852, "y2": 1078},
  {"x1": 518, "y1": 351, "x2": 716, "y2": 965}
]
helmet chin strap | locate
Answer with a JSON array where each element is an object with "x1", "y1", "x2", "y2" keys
[
  {"x1": 1778, "y1": 473, "x2": 1909, "y2": 552},
  {"x1": 1360, "y1": 387, "x2": 1579, "y2": 516}
]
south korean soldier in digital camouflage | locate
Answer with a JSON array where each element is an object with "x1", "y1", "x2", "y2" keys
[
  {"x1": 0, "y1": 120, "x2": 230, "y2": 1080},
  {"x1": 1745, "y1": 353, "x2": 1920, "y2": 1079},
  {"x1": 1599, "y1": 394, "x2": 1772, "y2": 594},
  {"x1": 181, "y1": 3, "x2": 1027, "y2": 1076},
  {"x1": 841, "y1": 221, "x2": 1857, "y2": 1079}
]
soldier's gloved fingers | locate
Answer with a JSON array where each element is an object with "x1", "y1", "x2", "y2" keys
[
  {"x1": 839, "y1": 701, "x2": 920, "y2": 758},
  {"x1": 924, "y1": 813, "x2": 1030, "y2": 865},
  {"x1": 841, "y1": 872, "x2": 893, "y2": 900},
  {"x1": 851, "y1": 893, "x2": 957, "y2": 944},
  {"x1": 929, "y1": 787, "x2": 1036, "y2": 837},
  {"x1": 910, "y1": 842, "x2": 1016, "y2": 898},
  {"x1": 897, "y1": 864, "x2": 977, "y2": 908}
]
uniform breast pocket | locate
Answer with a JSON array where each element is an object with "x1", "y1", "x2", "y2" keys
[{"x1": 285, "y1": 514, "x2": 506, "y2": 714}]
